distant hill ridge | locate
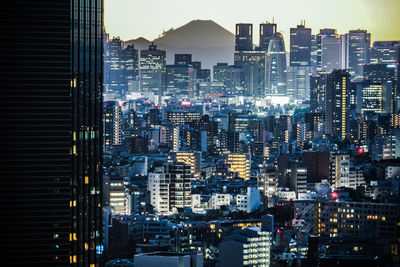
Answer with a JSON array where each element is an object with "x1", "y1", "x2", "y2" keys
[{"x1": 125, "y1": 20, "x2": 235, "y2": 70}]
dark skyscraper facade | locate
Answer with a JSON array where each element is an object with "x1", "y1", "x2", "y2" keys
[
  {"x1": 140, "y1": 43, "x2": 167, "y2": 95},
  {"x1": 310, "y1": 73, "x2": 328, "y2": 114},
  {"x1": 290, "y1": 24, "x2": 312, "y2": 66},
  {"x1": 259, "y1": 23, "x2": 277, "y2": 51},
  {"x1": 326, "y1": 70, "x2": 351, "y2": 140},
  {"x1": 0, "y1": 1, "x2": 103, "y2": 266},
  {"x1": 235, "y1": 24, "x2": 253, "y2": 51},
  {"x1": 346, "y1": 30, "x2": 371, "y2": 81}
]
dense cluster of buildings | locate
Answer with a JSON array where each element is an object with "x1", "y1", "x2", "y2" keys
[
  {"x1": 1, "y1": 1, "x2": 399, "y2": 265},
  {"x1": 101, "y1": 21, "x2": 400, "y2": 267}
]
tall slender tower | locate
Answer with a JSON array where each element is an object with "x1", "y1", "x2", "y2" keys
[
  {"x1": 345, "y1": 30, "x2": 371, "y2": 81},
  {"x1": 266, "y1": 32, "x2": 287, "y2": 96},
  {"x1": 0, "y1": 1, "x2": 104, "y2": 266},
  {"x1": 326, "y1": 70, "x2": 351, "y2": 140}
]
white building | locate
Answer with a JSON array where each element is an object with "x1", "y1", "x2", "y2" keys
[
  {"x1": 347, "y1": 168, "x2": 366, "y2": 189},
  {"x1": 148, "y1": 168, "x2": 171, "y2": 215},
  {"x1": 277, "y1": 188, "x2": 296, "y2": 201},
  {"x1": 208, "y1": 193, "x2": 232, "y2": 210},
  {"x1": 236, "y1": 187, "x2": 260, "y2": 213}
]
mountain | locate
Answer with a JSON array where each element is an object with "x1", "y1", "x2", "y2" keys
[
  {"x1": 125, "y1": 20, "x2": 235, "y2": 71},
  {"x1": 125, "y1": 37, "x2": 151, "y2": 51}
]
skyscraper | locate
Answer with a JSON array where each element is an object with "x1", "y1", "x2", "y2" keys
[
  {"x1": 166, "y1": 54, "x2": 197, "y2": 97},
  {"x1": 290, "y1": 23, "x2": 312, "y2": 66},
  {"x1": 121, "y1": 44, "x2": 139, "y2": 93},
  {"x1": 310, "y1": 73, "x2": 328, "y2": 113},
  {"x1": 266, "y1": 33, "x2": 287, "y2": 96},
  {"x1": 259, "y1": 22, "x2": 277, "y2": 51},
  {"x1": 326, "y1": 70, "x2": 351, "y2": 139},
  {"x1": 140, "y1": 43, "x2": 166, "y2": 95},
  {"x1": 370, "y1": 41, "x2": 400, "y2": 65},
  {"x1": 318, "y1": 29, "x2": 342, "y2": 72},
  {"x1": 235, "y1": 23, "x2": 253, "y2": 51},
  {"x1": 0, "y1": 1, "x2": 103, "y2": 266},
  {"x1": 234, "y1": 50, "x2": 266, "y2": 97},
  {"x1": 345, "y1": 30, "x2": 371, "y2": 81},
  {"x1": 104, "y1": 37, "x2": 124, "y2": 98}
]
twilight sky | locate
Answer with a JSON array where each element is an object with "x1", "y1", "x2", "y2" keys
[{"x1": 104, "y1": 0, "x2": 400, "y2": 44}]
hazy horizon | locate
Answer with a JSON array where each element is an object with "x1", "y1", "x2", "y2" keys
[{"x1": 105, "y1": 0, "x2": 400, "y2": 45}]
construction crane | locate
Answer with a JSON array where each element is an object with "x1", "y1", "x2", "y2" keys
[{"x1": 276, "y1": 186, "x2": 335, "y2": 267}]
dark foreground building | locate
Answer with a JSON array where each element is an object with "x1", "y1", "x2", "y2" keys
[{"x1": 0, "y1": 1, "x2": 104, "y2": 266}]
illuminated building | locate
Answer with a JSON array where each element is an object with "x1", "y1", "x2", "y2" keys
[
  {"x1": 290, "y1": 23, "x2": 312, "y2": 66},
  {"x1": 329, "y1": 154, "x2": 350, "y2": 189},
  {"x1": 189, "y1": 116, "x2": 219, "y2": 152},
  {"x1": 345, "y1": 30, "x2": 371, "y2": 81},
  {"x1": 170, "y1": 151, "x2": 201, "y2": 178},
  {"x1": 104, "y1": 37, "x2": 124, "y2": 98},
  {"x1": 228, "y1": 113, "x2": 253, "y2": 132},
  {"x1": 289, "y1": 163, "x2": 307, "y2": 196},
  {"x1": 166, "y1": 162, "x2": 192, "y2": 210},
  {"x1": 166, "y1": 54, "x2": 197, "y2": 97},
  {"x1": 219, "y1": 227, "x2": 272, "y2": 267},
  {"x1": 140, "y1": 43, "x2": 166, "y2": 95},
  {"x1": 148, "y1": 168, "x2": 171, "y2": 215},
  {"x1": 0, "y1": 1, "x2": 103, "y2": 265},
  {"x1": 275, "y1": 115, "x2": 291, "y2": 143},
  {"x1": 310, "y1": 73, "x2": 328, "y2": 113},
  {"x1": 304, "y1": 201, "x2": 400, "y2": 240},
  {"x1": 104, "y1": 101, "x2": 123, "y2": 148},
  {"x1": 286, "y1": 65, "x2": 313, "y2": 100},
  {"x1": 266, "y1": 32, "x2": 287, "y2": 96},
  {"x1": 361, "y1": 82, "x2": 388, "y2": 114},
  {"x1": 225, "y1": 153, "x2": 251, "y2": 180},
  {"x1": 109, "y1": 177, "x2": 131, "y2": 215},
  {"x1": 122, "y1": 44, "x2": 139, "y2": 93},
  {"x1": 304, "y1": 112, "x2": 326, "y2": 138},
  {"x1": 257, "y1": 166, "x2": 278, "y2": 207},
  {"x1": 383, "y1": 129, "x2": 400, "y2": 159},
  {"x1": 316, "y1": 29, "x2": 343, "y2": 72},
  {"x1": 370, "y1": 41, "x2": 400, "y2": 65},
  {"x1": 166, "y1": 111, "x2": 201, "y2": 125},
  {"x1": 259, "y1": 22, "x2": 277, "y2": 51},
  {"x1": 234, "y1": 50, "x2": 266, "y2": 97},
  {"x1": 213, "y1": 63, "x2": 243, "y2": 95},
  {"x1": 325, "y1": 70, "x2": 351, "y2": 140},
  {"x1": 363, "y1": 64, "x2": 398, "y2": 116},
  {"x1": 104, "y1": 39, "x2": 139, "y2": 98},
  {"x1": 172, "y1": 126, "x2": 180, "y2": 152},
  {"x1": 235, "y1": 23, "x2": 253, "y2": 51}
]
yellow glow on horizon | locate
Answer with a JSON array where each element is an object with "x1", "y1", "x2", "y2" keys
[{"x1": 105, "y1": 0, "x2": 400, "y2": 45}]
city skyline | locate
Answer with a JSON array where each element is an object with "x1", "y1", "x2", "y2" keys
[
  {"x1": 2, "y1": 1, "x2": 400, "y2": 266},
  {"x1": 105, "y1": 0, "x2": 400, "y2": 45}
]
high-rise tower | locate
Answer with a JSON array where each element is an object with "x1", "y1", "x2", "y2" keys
[
  {"x1": 0, "y1": 1, "x2": 104, "y2": 265},
  {"x1": 235, "y1": 24, "x2": 253, "y2": 51}
]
